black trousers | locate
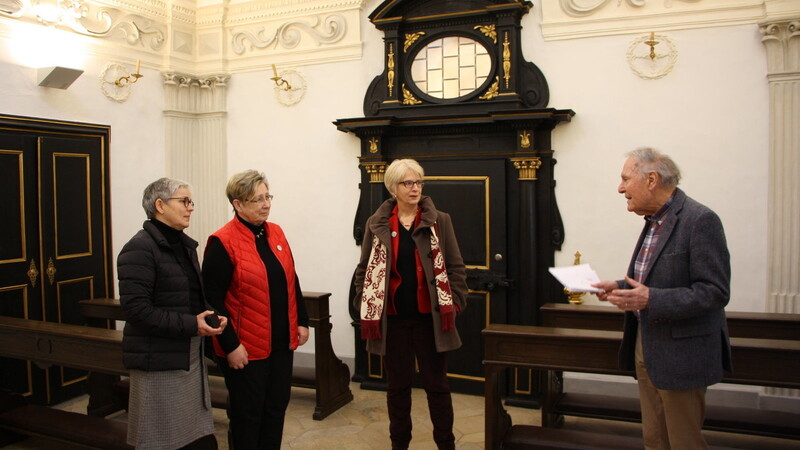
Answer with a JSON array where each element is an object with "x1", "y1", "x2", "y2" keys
[
  {"x1": 384, "y1": 317, "x2": 455, "y2": 450},
  {"x1": 220, "y1": 347, "x2": 294, "y2": 450}
]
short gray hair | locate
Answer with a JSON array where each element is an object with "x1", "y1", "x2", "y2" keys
[
  {"x1": 142, "y1": 177, "x2": 190, "y2": 219},
  {"x1": 384, "y1": 159, "x2": 425, "y2": 194},
  {"x1": 627, "y1": 147, "x2": 681, "y2": 189}
]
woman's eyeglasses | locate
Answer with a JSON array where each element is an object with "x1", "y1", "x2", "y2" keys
[
  {"x1": 167, "y1": 197, "x2": 195, "y2": 208},
  {"x1": 247, "y1": 195, "x2": 274, "y2": 205},
  {"x1": 399, "y1": 180, "x2": 424, "y2": 188}
]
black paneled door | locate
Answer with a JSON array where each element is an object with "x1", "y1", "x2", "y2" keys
[{"x1": 0, "y1": 116, "x2": 112, "y2": 405}]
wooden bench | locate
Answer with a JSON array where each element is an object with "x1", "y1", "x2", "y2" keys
[
  {"x1": 0, "y1": 390, "x2": 132, "y2": 450},
  {"x1": 482, "y1": 323, "x2": 800, "y2": 449},
  {"x1": 538, "y1": 303, "x2": 800, "y2": 439},
  {"x1": 79, "y1": 291, "x2": 353, "y2": 420}
]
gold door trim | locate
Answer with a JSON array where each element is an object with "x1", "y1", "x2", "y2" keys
[
  {"x1": 425, "y1": 176, "x2": 490, "y2": 269},
  {"x1": 51, "y1": 152, "x2": 93, "y2": 259},
  {"x1": 55, "y1": 276, "x2": 94, "y2": 324},
  {"x1": 0, "y1": 149, "x2": 26, "y2": 264},
  {"x1": 0, "y1": 284, "x2": 30, "y2": 319}
]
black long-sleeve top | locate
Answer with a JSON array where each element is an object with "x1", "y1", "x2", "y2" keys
[{"x1": 202, "y1": 215, "x2": 309, "y2": 355}]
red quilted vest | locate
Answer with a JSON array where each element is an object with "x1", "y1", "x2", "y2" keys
[{"x1": 210, "y1": 218, "x2": 299, "y2": 360}]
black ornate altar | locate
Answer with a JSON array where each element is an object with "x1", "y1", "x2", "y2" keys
[{"x1": 334, "y1": 0, "x2": 574, "y2": 401}]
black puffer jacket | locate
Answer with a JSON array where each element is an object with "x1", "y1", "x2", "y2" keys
[{"x1": 118, "y1": 221, "x2": 206, "y2": 371}]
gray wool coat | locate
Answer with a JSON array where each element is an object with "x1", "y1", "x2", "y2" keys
[
  {"x1": 353, "y1": 196, "x2": 468, "y2": 356},
  {"x1": 618, "y1": 188, "x2": 733, "y2": 390}
]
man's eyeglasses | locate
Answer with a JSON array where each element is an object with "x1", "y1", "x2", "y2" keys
[
  {"x1": 167, "y1": 197, "x2": 195, "y2": 208},
  {"x1": 399, "y1": 180, "x2": 425, "y2": 188},
  {"x1": 247, "y1": 195, "x2": 274, "y2": 205}
]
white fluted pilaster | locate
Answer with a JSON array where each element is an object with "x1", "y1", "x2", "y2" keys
[
  {"x1": 163, "y1": 73, "x2": 231, "y2": 257},
  {"x1": 761, "y1": 20, "x2": 800, "y2": 314},
  {"x1": 760, "y1": 17, "x2": 799, "y2": 398}
]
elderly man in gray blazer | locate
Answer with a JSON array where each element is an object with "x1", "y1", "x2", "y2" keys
[{"x1": 593, "y1": 148, "x2": 732, "y2": 450}]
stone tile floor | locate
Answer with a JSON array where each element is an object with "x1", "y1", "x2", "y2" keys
[{"x1": 3, "y1": 383, "x2": 799, "y2": 449}]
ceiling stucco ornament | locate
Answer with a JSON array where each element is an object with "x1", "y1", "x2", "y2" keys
[
  {"x1": 1, "y1": 0, "x2": 166, "y2": 50},
  {"x1": 231, "y1": 14, "x2": 346, "y2": 55},
  {"x1": 626, "y1": 33, "x2": 678, "y2": 79},
  {"x1": 560, "y1": 0, "x2": 702, "y2": 17},
  {"x1": 0, "y1": 0, "x2": 24, "y2": 17}
]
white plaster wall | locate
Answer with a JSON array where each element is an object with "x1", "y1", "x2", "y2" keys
[{"x1": 521, "y1": 9, "x2": 770, "y2": 313}]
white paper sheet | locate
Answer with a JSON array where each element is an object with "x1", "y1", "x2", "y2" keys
[{"x1": 548, "y1": 263, "x2": 601, "y2": 293}]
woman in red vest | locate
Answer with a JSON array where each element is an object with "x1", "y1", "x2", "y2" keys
[
  {"x1": 354, "y1": 159, "x2": 468, "y2": 449},
  {"x1": 203, "y1": 170, "x2": 309, "y2": 450}
]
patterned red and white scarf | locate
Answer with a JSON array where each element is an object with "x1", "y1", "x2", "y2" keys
[{"x1": 360, "y1": 223, "x2": 455, "y2": 339}]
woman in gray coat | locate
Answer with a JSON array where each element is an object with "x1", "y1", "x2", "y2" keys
[
  {"x1": 354, "y1": 159, "x2": 468, "y2": 450},
  {"x1": 118, "y1": 177, "x2": 227, "y2": 449}
]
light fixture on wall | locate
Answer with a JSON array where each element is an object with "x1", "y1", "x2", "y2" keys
[
  {"x1": 37, "y1": 66, "x2": 83, "y2": 89},
  {"x1": 114, "y1": 59, "x2": 142, "y2": 86},
  {"x1": 644, "y1": 32, "x2": 659, "y2": 60},
  {"x1": 271, "y1": 64, "x2": 291, "y2": 90},
  {"x1": 270, "y1": 64, "x2": 307, "y2": 106},
  {"x1": 100, "y1": 60, "x2": 143, "y2": 102},
  {"x1": 627, "y1": 32, "x2": 677, "y2": 80}
]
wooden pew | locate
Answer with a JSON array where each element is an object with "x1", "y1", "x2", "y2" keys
[
  {"x1": 540, "y1": 303, "x2": 800, "y2": 340},
  {"x1": 538, "y1": 303, "x2": 800, "y2": 438},
  {"x1": 0, "y1": 317, "x2": 131, "y2": 449},
  {"x1": 78, "y1": 291, "x2": 353, "y2": 420},
  {"x1": 482, "y1": 323, "x2": 800, "y2": 449}
]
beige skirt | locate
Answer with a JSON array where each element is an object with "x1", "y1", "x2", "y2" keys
[{"x1": 127, "y1": 336, "x2": 214, "y2": 449}]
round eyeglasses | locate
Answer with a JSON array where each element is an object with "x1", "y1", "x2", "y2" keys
[{"x1": 167, "y1": 197, "x2": 195, "y2": 208}]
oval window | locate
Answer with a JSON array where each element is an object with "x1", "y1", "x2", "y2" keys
[{"x1": 410, "y1": 36, "x2": 492, "y2": 99}]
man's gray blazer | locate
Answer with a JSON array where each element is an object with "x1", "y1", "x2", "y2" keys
[{"x1": 618, "y1": 188, "x2": 733, "y2": 390}]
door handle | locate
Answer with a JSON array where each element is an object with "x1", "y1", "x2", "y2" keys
[
  {"x1": 46, "y1": 257, "x2": 56, "y2": 285},
  {"x1": 27, "y1": 259, "x2": 39, "y2": 287}
]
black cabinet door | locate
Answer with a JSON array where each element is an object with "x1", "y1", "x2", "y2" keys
[{"x1": 0, "y1": 117, "x2": 112, "y2": 405}]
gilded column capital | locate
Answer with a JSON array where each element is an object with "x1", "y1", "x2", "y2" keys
[
  {"x1": 510, "y1": 157, "x2": 542, "y2": 181},
  {"x1": 361, "y1": 161, "x2": 387, "y2": 183}
]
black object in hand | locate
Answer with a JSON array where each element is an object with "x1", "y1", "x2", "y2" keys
[{"x1": 205, "y1": 313, "x2": 220, "y2": 328}]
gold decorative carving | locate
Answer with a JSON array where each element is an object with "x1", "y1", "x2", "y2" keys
[
  {"x1": 479, "y1": 76, "x2": 500, "y2": 100},
  {"x1": 27, "y1": 259, "x2": 39, "y2": 287},
  {"x1": 402, "y1": 83, "x2": 422, "y2": 105},
  {"x1": 404, "y1": 32, "x2": 425, "y2": 52},
  {"x1": 387, "y1": 43, "x2": 395, "y2": 97},
  {"x1": 368, "y1": 137, "x2": 379, "y2": 154},
  {"x1": 474, "y1": 24, "x2": 497, "y2": 44},
  {"x1": 361, "y1": 162, "x2": 387, "y2": 183},
  {"x1": 46, "y1": 257, "x2": 56, "y2": 285},
  {"x1": 565, "y1": 251, "x2": 587, "y2": 304},
  {"x1": 519, "y1": 130, "x2": 531, "y2": 149},
  {"x1": 502, "y1": 33, "x2": 511, "y2": 88},
  {"x1": 510, "y1": 157, "x2": 542, "y2": 180}
]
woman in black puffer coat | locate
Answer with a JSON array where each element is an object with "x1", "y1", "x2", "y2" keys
[{"x1": 117, "y1": 177, "x2": 227, "y2": 450}]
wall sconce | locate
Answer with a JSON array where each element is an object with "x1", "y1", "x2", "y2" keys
[
  {"x1": 271, "y1": 64, "x2": 291, "y2": 90},
  {"x1": 100, "y1": 60, "x2": 143, "y2": 102},
  {"x1": 627, "y1": 32, "x2": 678, "y2": 80},
  {"x1": 114, "y1": 60, "x2": 142, "y2": 86},
  {"x1": 644, "y1": 32, "x2": 659, "y2": 60}
]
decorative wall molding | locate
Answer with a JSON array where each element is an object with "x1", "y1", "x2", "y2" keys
[
  {"x1": 231, "y1": 14, "x2": 347, "y2": 55},
  {"x1": 1, "y1": 0, "x2": 364, "y2": 75},
  {"x1": 542, "y1": 0, "x2": 767, "y2": 40}
]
